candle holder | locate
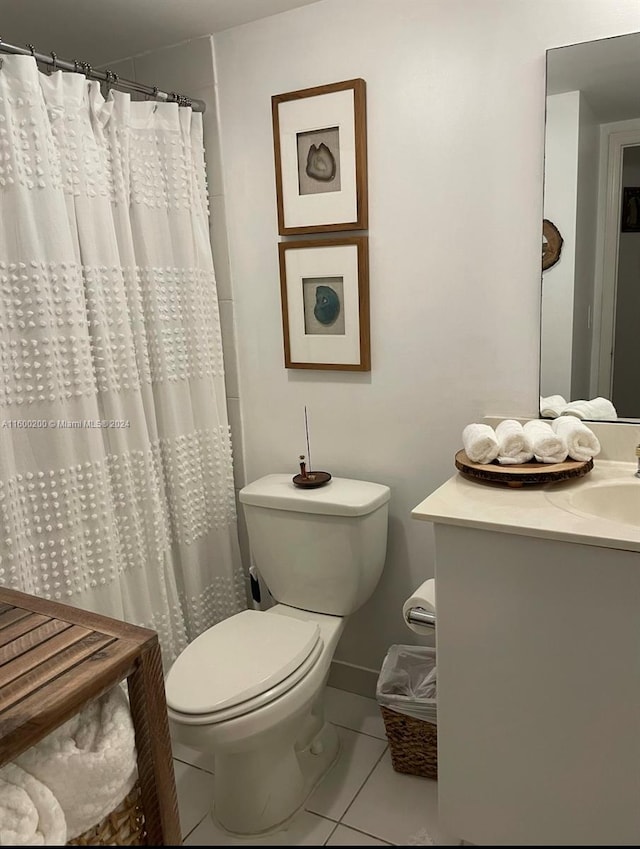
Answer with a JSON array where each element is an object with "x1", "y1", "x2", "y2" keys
[{"x1": 292, "y1": 455, "x2": 331, "y2": 488}]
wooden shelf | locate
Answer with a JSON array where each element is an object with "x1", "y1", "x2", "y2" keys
[{"x1": 0, "y1": 587, "x2": 181, "y2": 845}]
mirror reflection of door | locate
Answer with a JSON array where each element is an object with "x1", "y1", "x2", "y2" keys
[{"x1": 612, "y1": 145, "x2": 640, "y2": 417}]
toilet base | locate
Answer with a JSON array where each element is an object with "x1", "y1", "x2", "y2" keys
[{"x1": 212, "y1": 720, "x2": 340, "y2": 836}]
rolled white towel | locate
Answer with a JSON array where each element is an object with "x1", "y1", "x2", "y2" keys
[
  {"x1": 16, "y1": 687, "x2": 137, "y2": 840},
  {"x1": 523, "y1": 420, "x2": 568, "y2": 463},
  {"x1": 462, "y1": 423, "x2": 499, "y2": 464},
  {"x1": 495, "y1": 419, "x2": 534, "y2": 465},
  {"x1": 539, "y1": 394, "x2": 567, "y2": 419},
  {"x1": 551, "y1": 416, "x2": 601, "y2": 461},
  {"x1": 0, "y1": 762, "x2": 67, "y2": 846},
  {"x1": 561, "y1": 397, "x2": 618, "y2": 421}
]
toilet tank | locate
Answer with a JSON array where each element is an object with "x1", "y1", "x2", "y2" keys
[{"x1": 239, "y1": 474, "x2": 390, "y2": 616}]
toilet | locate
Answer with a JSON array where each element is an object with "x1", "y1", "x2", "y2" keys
[{"x1": 165, "y1": 473, "x2": 390, "y2": 835}]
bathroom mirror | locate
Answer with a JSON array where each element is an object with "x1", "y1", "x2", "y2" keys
[{"x1": 540, "y1": 31, "x2": 640, "y2": 421}]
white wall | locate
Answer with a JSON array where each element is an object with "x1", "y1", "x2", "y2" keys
[
  {"x1": 572, "y1": 94, "x2": 599, "y2": 400},
  {"x1": 212, "y1": 0, "x2": 640, "y2": 675},
  {"x1": 541, "y1": 88, "x2": 599, "y2": 403},
  {"x1": 541, "y1": 90, "x2": 580, "y2": 399}
]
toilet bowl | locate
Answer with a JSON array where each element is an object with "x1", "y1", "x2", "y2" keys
[
  {"x1": 166, "y1": 474, "x2": 390, "y2": 835},
  {"x1": 167, "y1": 605, "x2": 344, "y2": 834}
]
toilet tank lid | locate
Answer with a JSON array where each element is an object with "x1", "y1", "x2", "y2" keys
[{"x1": 239, "y1": 474, "x2": 390, "y2": 517}]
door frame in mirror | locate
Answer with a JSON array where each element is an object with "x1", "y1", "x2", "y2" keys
[{"x1": 594, "y1": 125, "x2": 640, "y2": 399}]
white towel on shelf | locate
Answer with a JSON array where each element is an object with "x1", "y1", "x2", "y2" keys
[
  {"x1": 539, "y1": 394, "x2": 567, "y2": 419},
  {"x1": 551, "y1": 416, "x2": 601, "y2": 461},
  {"x1": 16, "y1": 687, "x2": 137, "y2": 840},
  {"x1": 0, "y1": 762, "x2": 67, "y2": 846},
  {"x1": 561, "y1": 397, "x2": 618, "y2": 421},
  {"x1": 523, "y1": 420, "x2": 568, "y2": 464},
  {"x1": 495, "y1": 419, "x2": 534, "y2": 465},
  {"x1": 462, "y1": 423, "x2": 499, "y2": 464}
]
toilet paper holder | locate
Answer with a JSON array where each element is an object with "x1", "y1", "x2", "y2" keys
[{"x1": 406, "y1": 607, "x2": 436, "y2": 629}]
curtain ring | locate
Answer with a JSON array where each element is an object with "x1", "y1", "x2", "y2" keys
[
  {"x1": 83, "y1": 62, "x2": 92, "y2": 78},
  {"x1": 50, "y1": 51, "x2": 57, "y2": 72},
  {"x1": 26, "y1": 43, "x2": 36, "y2": 58},
  {"x1": 104, "y1": 69, "x2": 112, "y2": 92},
  {"x1": 74, "y1": 59, "x2": 81, "y2": 74}
]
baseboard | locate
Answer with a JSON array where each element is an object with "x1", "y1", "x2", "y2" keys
[{"x1": 327, "y1": 659, "x2": 380, "y2": 699}]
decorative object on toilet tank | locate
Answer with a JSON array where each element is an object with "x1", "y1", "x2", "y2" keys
[
  {"x1": 293, "y1": 455, "x2": 332, "y2": 488},
  {"x1": 271, "y1": 78, "x2": 368, "y2": 234},
  {"x1": 279, "y1": 236, "x2": 370, "y2": 370},
  {"x1": 292, "y1": 407, "x2": 331, "y2": 487}
]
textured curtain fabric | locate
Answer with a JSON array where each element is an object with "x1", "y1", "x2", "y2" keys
[{"x1": 0, "y1": 56, "x2": 246, "y2": 662}]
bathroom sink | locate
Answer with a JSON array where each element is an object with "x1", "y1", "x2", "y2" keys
[{"x1": 550, "y1": 480, "x2": 640, "y2": 528}]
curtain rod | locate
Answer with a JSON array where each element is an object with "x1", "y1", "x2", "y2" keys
[{"x1": 0, "y1": 39, "x2": 206, "y2": 113}]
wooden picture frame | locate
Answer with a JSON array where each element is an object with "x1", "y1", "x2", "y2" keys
[
  {"x1": 279, "y1": 236, "x2": 370, "y2": 371},
  {"x1": 272, "y1": 79, "x2": 368, "y2": 235}
]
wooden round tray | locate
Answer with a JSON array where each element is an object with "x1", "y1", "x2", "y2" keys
[
  {"x1": 455, "y1": 450, "x2": 593, "y2": 488},
  {"x1": 292, "y1": 471, "x2": 332, "y2": 488}
]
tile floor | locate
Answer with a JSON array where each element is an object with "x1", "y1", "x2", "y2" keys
[{"x1": 171, "y1": 687, "x2": 462, "y2": 846}]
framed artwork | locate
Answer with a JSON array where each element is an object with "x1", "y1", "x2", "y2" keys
[
  {"x1": 272, "y1": 79, "x2": 368, "y2": 235},
  {"x1": 278, "y1": 236, "x2": 370, "y2": 370},
  {"x1": 621, "y1": 187, "x2": 640, "y2": 232}
]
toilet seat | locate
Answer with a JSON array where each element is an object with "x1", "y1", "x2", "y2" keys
[
  {"x1": 165, "y1": 609, "x2": 322, "y2": 720},
  {"x1": 167, "y1": 635, "x2": 324, "y2": 725}
]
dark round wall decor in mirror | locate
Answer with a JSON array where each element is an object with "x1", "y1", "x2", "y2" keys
[{"x1": 542, "y1": 219, "x2": 563, "y2": 270}]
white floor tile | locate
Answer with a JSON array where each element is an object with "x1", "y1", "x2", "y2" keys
[
  {"x1": 324, "y1": 687, "x2": 388, "y2": 740},
  {"x1": 174, "y1": 759, "x2": 216, "y2": 838},
  {"x1": 184, "y1": 810, "x2": 336, "y2": 845},
  {"x1": 172, "y1": 739, "x2": 216, "y2": 774},
  {"x1": 342, "y1": 751, "x2": 461, "y2": 846},
  {"x1": 305, "y1": 726, "x2": 386, "y2": 821},
  {"x1": 326, "y1": 824, "x2": 391, "y2": 845}
]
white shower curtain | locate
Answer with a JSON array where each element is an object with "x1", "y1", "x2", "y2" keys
[{"x1": 0, "y1": 56, "x2": 247, "y2": 662}]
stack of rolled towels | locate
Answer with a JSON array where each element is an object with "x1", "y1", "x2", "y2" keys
[
  {"x1": 0, "y1": 686, "x2": 137, "y2": 846},
  {"x1": 539, "y1": 395, "x2": 617, "y2": 420},
  {"x1": 462, "y1": 417, "x2": 601, "y2": 465}
]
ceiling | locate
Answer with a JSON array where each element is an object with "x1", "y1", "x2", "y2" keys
[
  {"x1": 547, "y1": 30, "x2": 640, "y2": 124},
  {"x1": 0, "y1": 0, "x2": 322, "y2": 67}
]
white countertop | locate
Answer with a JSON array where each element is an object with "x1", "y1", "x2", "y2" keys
[{"x1": 412, "y1": 460, "x2": 640, "y2": 553}]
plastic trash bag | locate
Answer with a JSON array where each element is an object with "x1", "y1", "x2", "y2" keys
[{"x1": 376, "y1": 645, "x2": 437, "y2": 724}]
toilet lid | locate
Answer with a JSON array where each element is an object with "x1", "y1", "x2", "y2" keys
[{"x1": 165, "y1": 610, "x2": 321, "y2": 715}]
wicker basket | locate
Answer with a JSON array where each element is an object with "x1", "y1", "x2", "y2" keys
[
  {"x1": 380, "y1": 706, "x2": 438, "y2": 779},
  {"x1": 68, "y1": 780, "x2": 146, "y2": 846}
]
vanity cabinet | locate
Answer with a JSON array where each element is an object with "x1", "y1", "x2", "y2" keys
[{"x1": 433, "y1": 524, "x2": 640, "y2": 846}]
